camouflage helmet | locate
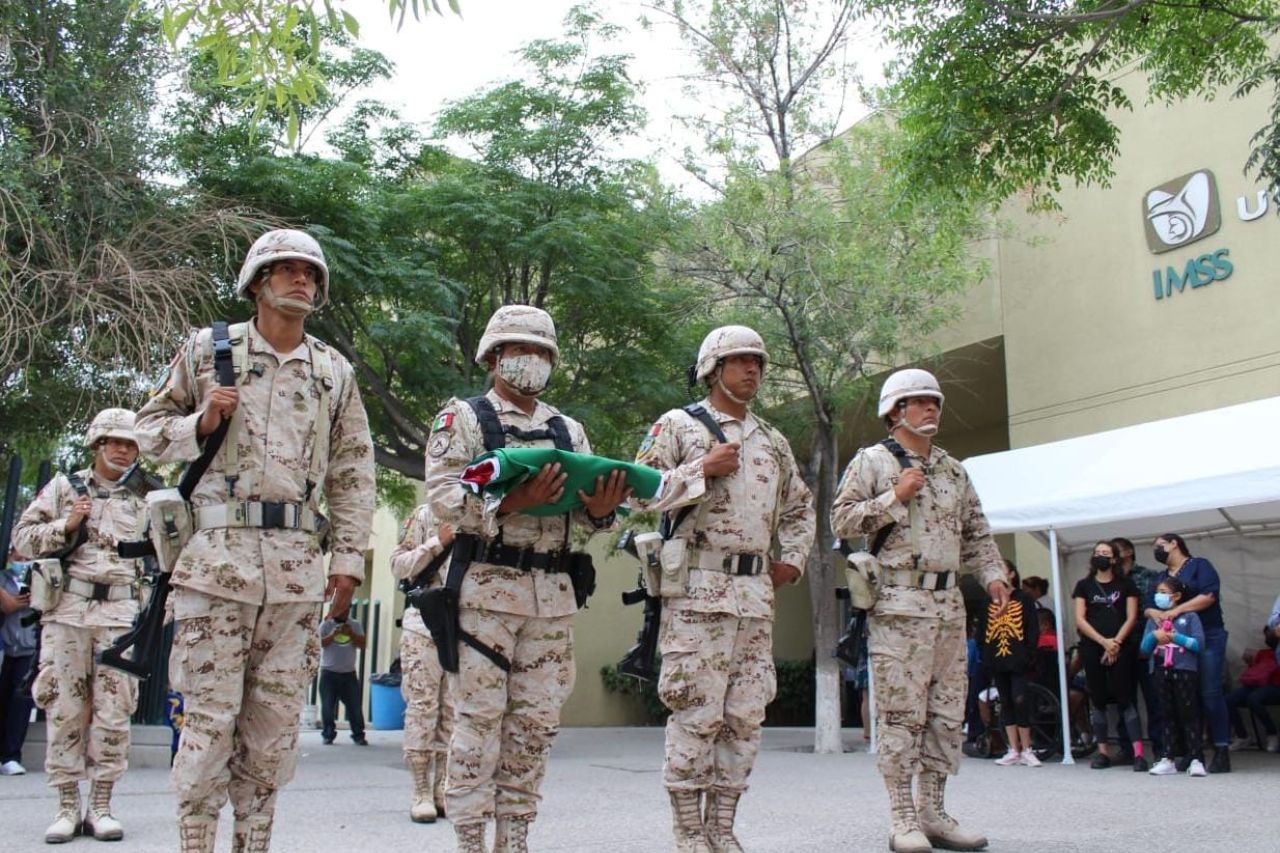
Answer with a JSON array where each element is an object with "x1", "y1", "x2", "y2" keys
[
  {"x1": 85, "y1": 408, "x2": 137, "y2": 449},
  {"x1": 694, "y1": 325, "x2": 768, "y2": 382},
  {"x1": 236, "y1": 229, "x2": 330, "y2": 309},
  {"x1": 877, "y1": 368, "x2": 945, "y2": 418},
  {"x1": 474, "y1": 305, "x2": 559, "y2": 365}
]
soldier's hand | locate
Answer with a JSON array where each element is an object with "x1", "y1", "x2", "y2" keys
[
  {"x1": 579, "y1": 469, "x2": 632, "y2": 519},
  {"x1": 326, "y1": 574, "x2": 357, "y2": 618},
  {"x1": 499, "y1": 463, "x2": 567, "y2": 514},
  {"x1": 893, "y1": 468, "x2": 926, "y2": 503},
  {"x1": 701, "y1": 443, "x2": 741, "y2": 478},
  {"x1": 64, "y1": 495, "x2": 94, "y2": 533},
  {"x1": 197, "y1": 387, "x2": 240, "y2": 437},
  {"x1": 438, "y1": 523, "x2": 456, "y2": 547},
  {"x1": 987, "y1": 579, "x2": 1011, "y2": 616},
  {"x1": 768, "y1": 560, "x2": 801, "y2": 588}
]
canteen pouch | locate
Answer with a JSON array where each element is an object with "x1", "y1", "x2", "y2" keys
[
  {"x1": 29, "y1": 558, "x2": 65, "y2": 613},
  {"x1": 145, "y1": 488, "x2": 194, "y2": 574},
  {"x1": 658, "y1": 537, "x2": 689, "y2": 598},
  {"x1": 844, "y1": 550, "x2": 881, "y2": 611}
]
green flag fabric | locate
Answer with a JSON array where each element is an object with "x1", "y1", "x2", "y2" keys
[{"x1": 459, "y1": 447, "x2": 663, "y2": 517}]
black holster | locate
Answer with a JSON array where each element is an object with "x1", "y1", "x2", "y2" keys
[
  {"x1": 566, "y1": 552, "x2": 596, "y2": 609},
  {"x1": 416, "y1": 534, "x2": 511, "y2": 673}
]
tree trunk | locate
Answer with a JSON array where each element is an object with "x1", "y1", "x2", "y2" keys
[{"x1": 806, "y1": 423, "x2": 842, "y2": 754}]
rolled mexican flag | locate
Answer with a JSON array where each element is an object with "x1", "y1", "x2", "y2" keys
[{"x1": 459, "y1": 447, "x2": 663, "y2": 517}]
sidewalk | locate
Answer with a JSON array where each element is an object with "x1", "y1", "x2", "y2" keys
[{"x1": 2, "y1": 727, "x2": 1277, "y2": 851}]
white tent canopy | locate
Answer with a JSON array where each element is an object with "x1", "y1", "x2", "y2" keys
[
  {"x1": 964, "y1": 395, "x2": 1280, "y2": 550},
  {"x1": 961, "y1": 395, "x2": 1280, "y2": 763}
]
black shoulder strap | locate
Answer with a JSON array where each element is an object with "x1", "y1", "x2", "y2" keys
[
  {"x1": 544, "y1": 415, "x2": 574, "y2": 451},
  {"x1": 176, "y1": 322, "x2": 238, "y2": 501},
  {"x1": 466, "y1": 396, "x2": 507, "y2": 452},
  {"x1": 51, "y1": 473, "x2": 92, "y2": 562},
  {"x1": 661, "y1": 404, "x2": 729, "y2": 540},
  {"x1": 867, "y1": 439, "x2": 915, "y2": 557},
  {"x1": 402, "y1": 543, "x2": 455, "y2": 594}
]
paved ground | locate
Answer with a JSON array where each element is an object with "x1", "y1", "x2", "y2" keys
[{"x1": 2, "y1": 727, "x2": 1278, "y2": 851}]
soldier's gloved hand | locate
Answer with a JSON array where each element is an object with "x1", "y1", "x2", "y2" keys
[
  {"x1": 987, "y1": 579, "x2": 1011, "y2": 616},
  {"x1": 768, "y1": 561, "x2": 801, "y2": 588},
  {"x1": 579, "y1": 469, "x2": 632, "y2": 519},
  {"x1": 197, "y1": 387, "x2": 240, "y2": 437},
  {"x1": 893, "y1": 468, "x2": 926, "y2": 503},
  {"x1": 326, "y1": 574, "x2": 357, "y2": 619},
  {"x1": 499, "y1": 463, "x2": 567, "y2": 514},
  {"x1": 65, "y1": 494, "x2": 93, "y2": 533},
  {"x1": 701, "y1": 442, "x2": 741, "y2": 478}
]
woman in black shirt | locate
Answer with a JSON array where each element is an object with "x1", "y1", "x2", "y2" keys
[{"x1": 1073, "y1": 540, "x2": 1143, "y2": 770}]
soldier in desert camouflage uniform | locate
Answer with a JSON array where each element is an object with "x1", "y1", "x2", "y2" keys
[
  {"x1": 831, "y1": 369, "x2": 1009, "y2": 853},
  {"x1": 390, "y1": 502, "x2": 457, "y2": 824},
  {"x1": 634, "y1": 326, "x2": 815, "y2": 853},
  {"x1": 425, "y1": 305, "x2": 630, "y2": 853},
  {"x1": 134, "y1": 229, "x2": 375, "y2": 853},
  {"x1": 16, "y1": 408, "x2": 146, "y2": 843}
]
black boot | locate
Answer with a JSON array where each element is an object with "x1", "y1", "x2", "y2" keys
[{"x1": 1208, "y1": 748, "x2": 1231, "y2": 774}]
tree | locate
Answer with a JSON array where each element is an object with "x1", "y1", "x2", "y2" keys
[
  {"x1": 864, "y1": 0, "x2": 1280, "y2": 207},
  {"x1": 654, "y1": 0, "x2": 991, "y2": 754},
  {"x1": 0, "y1": 0, "x2": 263, "y2": 457}
]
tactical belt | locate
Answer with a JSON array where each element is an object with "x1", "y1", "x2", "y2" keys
[
  {"x1": 64, "y1": 577, "x2": 137, "y2": 602},
  {"x1": 881, "y1": 568, "x2": 956, "y2": 591},
  {"x1": 193, "y1": 502, "x2": 322, "y2": 533},
  {"x1": 466, "y1": 539, "x2": 572, "y2": 574},
  {"x1": 690, "y1": 549, "x2": 767, "y2": 577}
]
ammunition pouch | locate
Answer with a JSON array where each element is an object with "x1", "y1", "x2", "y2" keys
[
  {"x1": 844, "y1": 550, "x2": 882, "y2": 611},
  {"x1": 145, "y1": 488, "x2": 194, "y2": 574},
  {"x1": 657, "y1": 537, "x2": 689, "y2": 598},
  {"x1": 28, "y1": 558, "x2": 65, "y2": 613}
]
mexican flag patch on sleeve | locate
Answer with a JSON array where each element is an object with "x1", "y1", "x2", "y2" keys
[{"x1": 432, "y1": 412, "x2": 454, "y2": 433}]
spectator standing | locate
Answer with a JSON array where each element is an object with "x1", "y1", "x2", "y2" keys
[
  {"x1": 1021, "y1": 576, "x2": 1052, "y2": 612},
  {"x1": 1112, "y1": 537, "x2": 1164, "y2": 760},
  {"x1": 319, "y1": 606, "x2": 368, "y2": 746},
  {"x1": 1, "y1": 552, "x2": 38, "y2": 776},
  {"x1": 1072, "y1": 540, "x2": 1145, "y2": 770},
  {"x1": 1142, "y1": 577, "x2": 1207, "y2": 777},
  {"x1": 979, "y1": 560, "x2": 1042, "y2": 767},
  {"x1": 1145, "y1": 533, "x2": 1231, "y2": 773}
]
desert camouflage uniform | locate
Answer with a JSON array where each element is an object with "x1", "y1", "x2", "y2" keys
[
  {"x1": 134, "y1": 319, "x2": 375, "y2": 834},
  {"x1": 14, "y1": 469, "x2": 144, "y2": 787},
  {"x1": 390, "y1": 504, "x2": 456, "y2": 797},
  {"x1": 634, "y1": 400, "x2": 814, "y2": 794},
  {"x1": 425, "y1": 389, "x2": 609, "y2": 830},
  {"x1": 831, "y1": 443, "x2": 1004, "y2": 780}
]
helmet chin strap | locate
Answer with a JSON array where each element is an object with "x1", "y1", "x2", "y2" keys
[
  {"x1": 259, "y1": 283, "x2": 315, "y2": 317},
  {"x1": 716, "y1": 377, "x2": 752, "y2": 406},
  {"x1": 98, "y1": 454, "x2": 127, "y2": 477}
]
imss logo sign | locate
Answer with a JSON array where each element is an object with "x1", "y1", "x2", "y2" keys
[{"x1": 1143, "y1": 170, "x2": 1221, "y2": 253}]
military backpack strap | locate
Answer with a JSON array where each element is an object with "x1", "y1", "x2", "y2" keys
[
  {"x1": 870, "y1": 438, "x2": 922, "y2": 566},
  {"x1": 466, "y1": 396, "x2": 507, "y2": 452},
  {"x1": 51, "y1": 472, "x2": 92, "y2": 562},
  {"x1": 660, "y1": 404, "x2": 729, "y2": 540},
  {"x1": 178, "y1": 321, "x2": 239, "y2": 502},
  {"x1": 303, "y1": 338, "x2": 335, "y2": 500},
  {"x1": 544, "y1": 415, "x2": 574, "y2": 451},
  {"x1": 681, "y1": 403, "x2": 728, "y2": 443}
]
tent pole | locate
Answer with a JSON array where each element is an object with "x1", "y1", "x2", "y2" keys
[{"x1": 1049, "y1": 527, "x2": 1074, "y2": 764}]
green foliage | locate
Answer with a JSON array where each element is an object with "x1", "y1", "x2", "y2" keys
[
  {"x1": 599, "y1": 657, "x2": 816, "y2": 726},
  {"x1": 600, "y1": 662, "x2": 670, "y2": 724},
  {"x1": 867, "y1": 0, "x2": 1280, "y2": 207}
]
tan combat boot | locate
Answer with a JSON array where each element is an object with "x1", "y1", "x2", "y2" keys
[
  {"x1": 704, "y1": 789, "x2": 745, "y2": 853},
  {"x1": 432, "y1": 752, "x2": 448, "y2": 817},
  {"x1": 669, "y1": 790, "x2": 712, "y2": 853},
  {"x1": 916, "y1": 770, "x2": 987, "y2": 851},
  {"x1": 84, "y1": 780, "x2": 125, "y2": 841},
  {"x1": 454, "y1": 821, "x2": 487, "y2": 853},
  {"x1": 493, "y1": 815, "x2": 533, "y2": 853},
  {"x1": 231, "y1": 814, "x2": 273, "y2": 853},
  {"x1": 178, "y1": 816, "x2": 218, "y2": 853},
  {"x1": 45, "y1": 782, "x2": 82, "y2": 844},
  {"x1": 406, "y1": 750, "x2": 438, "y2": 823},
  {"x1": 884, "y1": 776, "x2": 930, "y2": 853}
]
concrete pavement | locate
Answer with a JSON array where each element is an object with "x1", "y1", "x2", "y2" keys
[{"x1": 2, "y1": 727, "x2": 1277, "y2": 851}]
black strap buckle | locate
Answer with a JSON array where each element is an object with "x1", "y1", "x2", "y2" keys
[
  {"x1": 91, "y1": 582, "x2": 111, "y2": 602},
  {"x1": 925, "y1": 571, "x2": 953, "y2": 591},
  {"x1": 260, "y1": 502, "x2": 287, "y2": 529},
  {"x1": 723, "y1": 554, "x2": 763, "y2": 576}
]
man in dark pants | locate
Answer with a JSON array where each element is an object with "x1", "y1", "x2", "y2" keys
[
  {"x1": 1, "y1": 551, "x2": 38, "y2": 776},
  {"x1": 319, "y1": 606, "x2": 367, "y2": 746}
]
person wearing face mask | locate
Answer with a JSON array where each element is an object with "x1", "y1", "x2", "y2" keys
[
  {"x1": 134, "y1": 229, "x2": 376, "y2": 852},
  {"x1": 1145, "y1": 533, "x2": 1232, "y2": 773},
  {"x1": 1071, "y1": 540, "x2": 1143, "y2": 771},
  {"x1": 832, "y1": 368, "x2": 1010, "y2": 853},
  {"x1": 631, "y1": 325, "x2": 815, "y2": 853},
  {"x1": 1110, "y1": 536, "x2": 1165, "y2": 764},
  {"x1": 424, "y1": 305, "x2": 631, "y2": 853},
  {"x1": 1140, "y1": 577, "x2": 1207, "y2": 776},
  {"x1": 13, "y1": 408, "x2": 148, "y2": 841}
]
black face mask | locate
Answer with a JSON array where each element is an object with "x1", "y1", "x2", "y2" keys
[
  {"x1": 1153, "y1": 546, "x2": 1169, "y2": 565},
  {"x1": 1090, "y1": 555, "x2": 1113, "y2": 572}
]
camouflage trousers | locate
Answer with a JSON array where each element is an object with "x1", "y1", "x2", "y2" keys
[
  {"x1": 447, "y1": 608, "x2": 575, "y2": 824},
  {"x1": 868, "y1": 613, "x2": 966, "y2": 779},
  {"x1": 168, "y1": 588, "x2": 320, "y2": 820},
  {"x1": 658, "y1": 608, "x2": 776, "y2": 792},
  {"x1": 400, "y1": 625, "x2": 455, "y2": 756},
  {"x1": 33, "y1": 621, "x2": 139, "y2": 786}
]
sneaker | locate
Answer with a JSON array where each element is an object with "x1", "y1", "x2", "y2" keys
[
  {"x1": 1187, "y1": 759, "x2": 1208, "y2": 777},
  {"x1": 1148, "y1": 758, "x2": 1178, "y2": 776},
  {"x1": 1020, "y1": 751, "x2": 1043, "y2": 768},
  {"x1": 1208, "y1": 748, "x2": 1231, "y2": 774},
  {"x1": 0, "y1": 760, "x2": 25, "y2": 776},
  {"x1": 1228, "y1": 736, "x2": 1256, "y2": 751},
  {"x1": 1132, "y1": 756, "x2": 1149, "y2": 773},
  {"x1": 994, "y1": 749, "x2": 1022, "y2": 766},
  {"x1": 1090, "y1": 753, "x2": 1112, "y2": 770},
  {"x1": 1266, "y1": 735, "x2": 1279, "y2": 754}
]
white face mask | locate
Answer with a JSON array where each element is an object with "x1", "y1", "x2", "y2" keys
[{"x1": 497, "y1": 353, "x2": 552, "y2": 395}]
